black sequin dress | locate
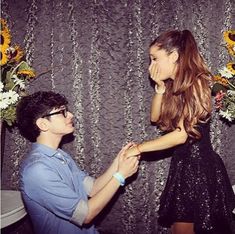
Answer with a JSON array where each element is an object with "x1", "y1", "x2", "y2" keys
[{"x1": 158, "y1": 122, "x2": 235, "y2": 233}]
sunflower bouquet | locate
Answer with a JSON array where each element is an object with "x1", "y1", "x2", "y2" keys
[
  {"x1": 0, "y1": 18, "x2": 36, "y2": 126},
  {"x1": 212, "y1": 30, "x2": 235, "y2": 122}
]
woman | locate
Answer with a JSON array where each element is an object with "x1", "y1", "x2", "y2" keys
[{"x1": 125, "y1": 30, "x2": 235, "y2": 234}]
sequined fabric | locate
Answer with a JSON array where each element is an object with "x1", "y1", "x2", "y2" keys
[{"x1": 158, "y1": 121, "x2": 235, "y2": 233}]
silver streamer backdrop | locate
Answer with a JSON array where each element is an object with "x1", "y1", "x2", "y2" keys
[{"x1": 1, "y1": 0, "x2": 235, "y2": 233}]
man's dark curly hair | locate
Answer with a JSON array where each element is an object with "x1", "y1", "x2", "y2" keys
[{"x1": 16, "y1": 91, "x2": 68, "y2": 142}]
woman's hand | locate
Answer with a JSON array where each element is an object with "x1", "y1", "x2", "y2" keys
[
  {"x1": 149, "y1": 63, "x2": 165, "y2": 88},
  {"x1": 124, "y1": 145, "x2": 141, "y2": 159}
]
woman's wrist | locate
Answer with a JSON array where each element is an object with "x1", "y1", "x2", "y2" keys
[
  {"x1": 155, "y1": 84, "x2": 166, "y2": 94},
  {"x1": 136, "y1": 144, "x2": 142, "y2": 154}
]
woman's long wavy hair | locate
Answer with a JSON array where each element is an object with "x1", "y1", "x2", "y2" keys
[{"x1": 151, "y1": 30, "x2": 212, "y2": 139}]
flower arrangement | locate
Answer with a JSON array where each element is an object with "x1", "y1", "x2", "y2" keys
[
  {"x1": 212, "y1": 30, "x2": 235, "y2": 122},
  {"x1": 0, "y1": 18, "x2": 36, "y2": 126}
]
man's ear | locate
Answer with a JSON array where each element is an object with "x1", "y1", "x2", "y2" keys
[
  {"x1": 170, "y1": 50, "x2": 179, "y2": 63},
  {"x1": 36, "y1": 118, "x2": 49, "y2": 132}
]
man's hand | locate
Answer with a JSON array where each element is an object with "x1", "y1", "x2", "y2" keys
[
  {"x1": 111, "y1": 142, "x2": 135, "y2": 172},
  {"x1": 116, "y1": 143, "x2": 139, "y2": 179}
]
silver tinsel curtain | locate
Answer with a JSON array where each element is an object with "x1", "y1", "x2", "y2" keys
[{"x1": 1, "y1": 0, "x2": 235, "y2": 233}]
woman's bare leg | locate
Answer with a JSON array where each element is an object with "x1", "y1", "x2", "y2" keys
[{"x1": 171, "y1": 222, "x2": 195, "y2": 234}]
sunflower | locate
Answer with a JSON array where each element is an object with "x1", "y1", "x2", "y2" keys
[
  {"x1": 7, "y1": 45, "x2": 24, "y2": 62},
  {"x1": 1, "y1": 30, "x2": 11, "y2": 51},
  {"x1": 226, "y1": 44, "x2": 235, "y2": 56},
  {"x1": 13, "y1": 45, "x2": 24, "y2": 62},
  {"x1": 1, "y1": 18, "x2": 8, "y2": 30},
  {"x1": 0, "y1": 48, "x2": 8, "y2": 65},
  {"x1": 223, "y1": 30, "x2": 235, "y2": 46},
  {"x1": 0, "y1": 19, "x2": 11, "y2": 49},
  {"x1": 213, "y1": 75, "x2": 229, "y2": 86},
  {"x1": 226, "y1": 62, "x2": 235, "y2": 75},
  {"x1": 17, "y1": 69, "x2": 36, "y2": 78}
]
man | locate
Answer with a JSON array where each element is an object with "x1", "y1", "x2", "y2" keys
[{"x1": 17, "y1": 91, "x2": 139, "y2": 234}]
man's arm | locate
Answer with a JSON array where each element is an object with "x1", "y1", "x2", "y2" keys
[
  {"x1": 72, "y1": 144, "x2": 139, "y2": 225},
  {"x1": 88, "y1": 143, "x2": 133, "y2": 197},
  {"x1": 88, "y1": 161, "x2": 117, "y2": 197},
  {"x1": 84, "y1": 170, "x2": 131, "y2": 223}
]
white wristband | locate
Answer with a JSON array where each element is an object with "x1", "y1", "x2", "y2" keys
[
  {"x1": 113, "y1": 172, "x2": 125, "y2": 186},
  {"x1": 155, "y1": 85, "x2": 166, "y2": 94}
]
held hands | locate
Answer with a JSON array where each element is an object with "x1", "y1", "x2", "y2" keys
[
  {"x1": 124, "y1": 144, "x2": 141, "y2": 159},
  {"x1": 116, "y1": 143, "x2": 139, "y2": 179}
]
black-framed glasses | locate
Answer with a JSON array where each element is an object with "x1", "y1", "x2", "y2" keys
[{"x1": 42, "y1": 108, "x2": 68, "y2": 118}]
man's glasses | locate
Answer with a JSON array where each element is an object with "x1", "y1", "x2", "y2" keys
[{"x1": 42, "y1": 108, "x2": 68, "y2": 118}]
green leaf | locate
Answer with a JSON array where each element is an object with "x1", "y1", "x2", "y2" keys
[
  {"x1": 0, "y1": 105, "x2": 17, "y2": 126},
  {"x1": 18, "y1": 61, "x2": 34, "y2": 72},
  {"x1": 4, "y1": 71, "x2": 15, "y2": 90}
]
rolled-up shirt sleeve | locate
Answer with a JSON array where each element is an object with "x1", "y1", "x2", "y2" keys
[
  {"x1": 70, "y1": 177, "x2": 94, "y2": 226},
  {"x1": 83, "y1": 176, "x2": 95, "y2": 196},
  {"x1": 71, "y1": 199, "x2": 89, "y2": 226}
]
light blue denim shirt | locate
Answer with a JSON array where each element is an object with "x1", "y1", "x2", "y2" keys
[{"x1": 20, "y1": 143, "x2": 98, "y2": 234}]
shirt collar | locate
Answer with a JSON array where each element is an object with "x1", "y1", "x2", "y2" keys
[{"x1": 32, "y1": 143, "x2": 60, "y2": 157}]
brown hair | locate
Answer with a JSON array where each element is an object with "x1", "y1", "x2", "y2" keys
[{"x1": 151, "y1": 30, "x2": 212, "y2": 139}]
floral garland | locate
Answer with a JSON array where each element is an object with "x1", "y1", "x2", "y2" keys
[
  {"x1": 0, "y1": 18, "x2": 36, "y2": 126},
  {"x1": 212, "y1": 30, "x2": 235, "y2": 122}
]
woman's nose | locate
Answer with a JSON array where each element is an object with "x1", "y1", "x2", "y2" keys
[{"x1": 148, "y1": 62, "x2": 154, "y2": 72}]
